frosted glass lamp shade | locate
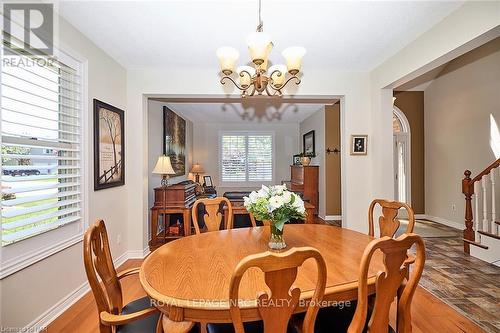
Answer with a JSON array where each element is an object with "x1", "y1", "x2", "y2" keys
[
  {"x1": 246, "y1": 31, "x2": 272, "y2": 65},
  {"x1": 153, "y1": 155, "x2": 175, "y2": 175},
  {"x1": 269, "y1": 64, "x2": 287, "y2": 87},
  {"x1": 216, "y1": 47, "x2": 239, "y2": 75},
  {"x1": 282, "y1": 47, "x2": 306, "y2": 75},
  {"x1": 237, "y1": 66, "x2": 256, "y2": 88}
]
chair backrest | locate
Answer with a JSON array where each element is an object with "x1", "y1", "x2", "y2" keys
[
  {"x1": 348, "y1": 233, "x2": 425, "y2": 333},
  {"x1": 249, "y1": 213, "x2": 257, "y2": 227},
  {"x1": 83, "y1": 219, "x2": 122, "y2": 333},
  {"x1": 192, "y1": 197, "x2": 233, "y2": 234},
  {"x1": 368, "y1": 199, "x2": 415, "y2": 238},
  {"x1": 229, "y1": 247, "x2": 327, "y2": 333}
]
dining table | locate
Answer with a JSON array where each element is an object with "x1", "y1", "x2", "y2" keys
[{"x1": 140, "y1": 224, "x2": 385, "y2": 332}]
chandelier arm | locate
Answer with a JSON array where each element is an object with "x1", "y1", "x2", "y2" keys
[
  {"x1": 239, "y1": 70, "x2": 253, "y2": 80},
  {"x1": 265, "y1": 84, "x2": 273, "y2": 96},
  {"x1": 270, "y1": 75, "x2": 301, "y2": 91},
  {"x1": 220, "y1": 76, "x2": 247, "y2": 91}
]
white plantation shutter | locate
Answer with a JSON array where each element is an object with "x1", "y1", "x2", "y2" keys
[
  {"x1": 1, "y1": 40, "x2": 83, "y2": 246},
  {"x1": 248, "y1": 135, "x2": 272, "y2": 181},
  {"x1": 221, "y1": 135, "x2": 246, "y2": 182},
  {"x1": 220, "y1": 132, "x2": 273, "y2": 183}
]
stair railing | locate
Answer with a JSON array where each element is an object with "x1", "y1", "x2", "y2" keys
[{"x1": 462, "y1": 158, "x2": 500, "y2": 253}]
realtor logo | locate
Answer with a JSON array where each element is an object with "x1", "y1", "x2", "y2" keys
[{"x1": 3, "y1": 3, "x2": 54, "y2": 56}]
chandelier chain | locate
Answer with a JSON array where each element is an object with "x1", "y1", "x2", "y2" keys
[{"x1": 257, "y1": 0, "x2": 263, "y2": 32}]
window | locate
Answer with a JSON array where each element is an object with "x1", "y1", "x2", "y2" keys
[
  {"x1": 1, "y1": 41, "x2": 84, "y2": 246},
  {"x1": 220, "y1": 132, "x2": 274, "y2": 184}
]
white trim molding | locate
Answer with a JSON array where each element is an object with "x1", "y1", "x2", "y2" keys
[
  {"x1": 415, "y1": 214, "x2": 463, "y2": 230},
  {"x1": 322, "y1": 215, "x2": 342, "y2": 221},
  {"x1": 25, "y1": 249, "x2": 142, "y2": 332}
]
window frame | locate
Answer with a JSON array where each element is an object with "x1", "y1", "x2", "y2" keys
[
  {"x1": 0, "y1": 43, "x2": 89, "y2": 279},
  {"x1": 218, "y1": 131, "x2": 275, "y2": 188}
]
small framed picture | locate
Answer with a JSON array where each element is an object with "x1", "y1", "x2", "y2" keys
[
  {"x1": 303, "y1": 130, "x2": 316, "y2": 156},
  {"x1": 203, "y1": 175, "x2": 213, "y2": 187},
  {"x1": 350, "y1": 135, "x2": 368, "y2": 155},
  {"x1": 293, "y1": 154, "x2": 301, "y2": 165}
]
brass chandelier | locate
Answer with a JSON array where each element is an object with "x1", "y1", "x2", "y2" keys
[{"x1": 216, "y1": 0, "x2": 306, "y2": 97}]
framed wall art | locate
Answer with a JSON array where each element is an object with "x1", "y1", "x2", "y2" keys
[
  {"x1": 94, "y1": 99, "x2": 125, "y2": 190},
  {"x1": 350, "y1": 135, "x2": 368, "y2": 155}
]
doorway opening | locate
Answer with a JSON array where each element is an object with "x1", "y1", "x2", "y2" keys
[{"x1": 393, "y1": 106, "x2": 411, "y2": 205}]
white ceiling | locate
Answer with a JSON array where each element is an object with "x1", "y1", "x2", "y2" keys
[
  {"x1": 58, "y1": 0, "x2": 464, "y2": 71},
  {"x1": 151, "y1": 100, "x2": 328, "y2": 123}
]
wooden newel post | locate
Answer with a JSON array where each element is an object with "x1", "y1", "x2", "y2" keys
[{"x1": 462, "y1": 170, "x2": 474, "y2": 254}]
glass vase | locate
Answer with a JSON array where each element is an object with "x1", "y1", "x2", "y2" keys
[{"x1": 268, "y1": 223, "x2": 286, "y2": 250}]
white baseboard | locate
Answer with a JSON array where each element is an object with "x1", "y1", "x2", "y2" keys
[
  {"x1": 25, "y1": 249, "x2": 147, "y2": 332},
  {"x1": 415, "y1": 214, "x2": 463, "y2": 230},
  {"x1": 323, "y1": 215, "x2": 342, "y2": 221}
]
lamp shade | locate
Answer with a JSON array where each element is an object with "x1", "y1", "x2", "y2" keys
[
  {"x1": 246, "y1": 31, "x2": 272, "y2": 65},
  {"x1": 216, "y1": 47, "x2": 239, "y2": 75},
  {"x1": 282, "y1": 47, "x2": 306, "y2": 75},
  {"x1": 190, "y1": 163, "x2": 205, "y2": 174},
  {"x1": 153, "y1": 155, "x2": 175, "y2": 175}
]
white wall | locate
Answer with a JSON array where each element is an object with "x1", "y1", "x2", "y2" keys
[
  {"x1": 425, "y1": 38, "x2": 500, "y2": 225},
  {"x1": 299, "y1": 108, "x2": 326, "y2": 217},
  {"x1": 0, "y1": 15, "x2": 127, "y2": 328},
  {"x1": 192, "y1": 122, "x2": 299, "y2": 195}
]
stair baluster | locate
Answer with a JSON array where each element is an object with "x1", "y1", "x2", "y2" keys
[{"x1": 462, "y1": 158, "x2": 500, "y2": 253}]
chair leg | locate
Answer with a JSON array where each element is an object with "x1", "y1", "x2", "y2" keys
[
  {"x1": 200, "y1": 321, "x2": 208, "y2": 333},
  {"x1": 159, "y1": 314, "x2": 194, "y2": 333}
]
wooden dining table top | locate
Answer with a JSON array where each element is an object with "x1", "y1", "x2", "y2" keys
[{"x1": 140, "y1": 224, "x2": 384, "y2": 323}]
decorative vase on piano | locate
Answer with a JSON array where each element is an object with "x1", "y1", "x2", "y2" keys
[{"x1": 244, "y1": 185, "x2": 306, "y2": 250}]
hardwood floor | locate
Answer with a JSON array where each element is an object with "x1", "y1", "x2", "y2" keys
[{"x1": 47, "y1": 259, "x2": 484, "y2": 333}]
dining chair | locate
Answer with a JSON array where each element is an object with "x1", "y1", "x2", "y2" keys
[
  {"x1": 368, "y1": 199, "x2": 415, "y2": 238},
  {"x1": 207, "y1": 246, "x2": 327, "y2": 333},
  {"x1": 315, "y1": 233, "x2": 426, "y2": 333},
  {"x1": 83, "y1": 219, "x2": 162, "y2": 333},
  {"x1": 192, "y1": 197, "x2": 233, "y2": 234}
]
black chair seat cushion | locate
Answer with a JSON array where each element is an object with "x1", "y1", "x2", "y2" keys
[
  {"x1": 314, "y1": 301, "x2": 395, "y2": 333},
  {"x1": 208, "y1": 320, "x2": 298, "y2": 333},
  {"x1": 117, "y1": 296, "x2": 160, "y2": 333}
]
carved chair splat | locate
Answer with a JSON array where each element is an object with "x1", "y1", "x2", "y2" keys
[
  {"x1": 368, "y1": 199, "x2": 415, "y2": 238},
  {"x1": 228, "y1": 247, "x2": 327, "y2": 333},
  {"x1": 192, "y1": 197, "x2": 233, "y2": 234}
]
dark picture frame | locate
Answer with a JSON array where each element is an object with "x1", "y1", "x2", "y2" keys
[
  {"x1": 203, "y1": 175, "x2": 213, "y2": 187},
  {"x1": 303, "y1": 130, "x2": 316, "y2": 157},
  {"x1": 293, "y1": 154, "x2": 301, "y2": 165},
  {"x1": 94, "y1": 99, "x2": 125, "y2": 190},
  {"x1": 163, "y1": 106, "x2": 186, "y2": 176},
  {"x1": 350, "y1": 135, "x2": 368, "y2": 155}
]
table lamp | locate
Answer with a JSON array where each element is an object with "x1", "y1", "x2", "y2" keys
[
  {"x1": 153, "y1": 155, "x2": 176, "y2": 187},
  {"x1": 190, "y1": 163, "x2": 205, "y2": 184}
]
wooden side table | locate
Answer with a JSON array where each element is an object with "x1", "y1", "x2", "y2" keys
[{"x1": 149, "y1": 206, "x2": 192, "y2": 251}]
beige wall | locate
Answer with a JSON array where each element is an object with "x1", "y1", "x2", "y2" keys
[
  {"x1": 425, "y1": 37, "x2": 500, "y2": 225},
  {"x1": 300, "y1": 108, "x2": 326, "y2": 218},
  {"x1": 192, "y1": 122, "x2": 299, "y2": 195},
  {"x1": 0, "y1": 15, "x2": 127, "y2": 328},
  {"x1": 393, "y1": 91, "x2": 425, "y2": 214},
  {"x1": 325, "y1": 103, "x2": 342, "y2": 216}
]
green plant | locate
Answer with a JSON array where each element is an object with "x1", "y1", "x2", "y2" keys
[{"x1": 244, "y1": 185, "x2": 306, "y2": 231}]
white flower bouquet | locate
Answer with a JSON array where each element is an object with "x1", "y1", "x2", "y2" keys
[{"x1": 244, "y1": 185, "x2": 306, "y2": 249}]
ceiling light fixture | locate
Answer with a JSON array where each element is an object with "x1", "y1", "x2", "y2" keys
[{"x1": 216, "y1": 0, "x2": 305, "y2": 97}]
